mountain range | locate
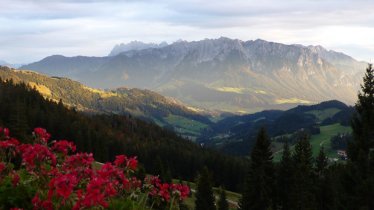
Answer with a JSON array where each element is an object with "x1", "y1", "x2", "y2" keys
[{"x1": 21, "y1": 37, "x2": 367, "y2": 113}]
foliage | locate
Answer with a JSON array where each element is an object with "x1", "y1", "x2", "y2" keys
[
  {"x1": 217, "y1": 188, "x2": 229, "y2": 210},
  {"x1": 194, "y1": 167, "x2": 215, "y2": 210},
  {"x1": 239, "y1": 128, "x2": 274, "y2": 210},
  {"x1": 345, "y1": 63, "x2": 374, "y2": 209},
  {"x1": 0, "y1": 127, "x2": 190, "y2": 209}
]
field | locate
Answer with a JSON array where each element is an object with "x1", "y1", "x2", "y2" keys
[
  {"x1": 273, "y1": 123, "x2": 351, "y2": 161},
  {"x1": 164, "y1": 114, "x2": 209, "y2": 139}
]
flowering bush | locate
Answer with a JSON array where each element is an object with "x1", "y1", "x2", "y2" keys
[{"x1": 0, "y1": 127, "x2": 190, "y2": 209}]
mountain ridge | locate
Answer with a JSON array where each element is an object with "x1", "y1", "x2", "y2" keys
[{"x1": 21, "y1": 37, "x2": 367, "y2": 113}]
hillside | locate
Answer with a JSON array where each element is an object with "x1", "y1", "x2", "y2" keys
[
  {"x1": 0, "y1": 66, "x2": 212, "y2": 139},
  {"x1": 0, "y1": 78, "x2": 247, "y2": 191},
  {"x1": 199, "y1": 100, "x2": 354, "y2": 157},
  {"x1": 22, "y1": 37, "x2": 367, "y2": 113}
]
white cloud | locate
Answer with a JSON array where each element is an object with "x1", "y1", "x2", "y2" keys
[{"x1": 0, "y1": 0, "x2": 373, "y2": 63}]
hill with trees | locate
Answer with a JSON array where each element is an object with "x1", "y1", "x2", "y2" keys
[
  {"x1": 0, "y1": 77, "x2": 247, "y2": 192},
  {"x1": 0, "y1": 66, "x2": 212, "y2": 140}
]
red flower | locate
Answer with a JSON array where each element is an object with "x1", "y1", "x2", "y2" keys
[
  {"x1": 32, "y1": 194, "x2": 53, "y2": 210},
  {"x1": 114, "y1": 155, "x2": 127, "y2": 167},
  {"x1": 48, "y1": 173, "x2": 78, "y2": 200},
  {"x1": 80, "y1": 177, "x2": 110, "y2": 208},
  {"x1": 33, "y1": 128, "x2": 51, "y2": 144},
  {"x1": 0, "y1": 162, "x2": 6, "y2": 174},
  {"x1": 0, "y1": 127, "x2": 10, "y2": 138},
  {"x1": 171, "y1": 183, "x2": 190, "y2": 200},
  {"x1": 62, "y1": 153, "x2": 94, "y2": 180},
  {"x1": 127, "y1": 157, "x2": 138, "y2": 171},
  {"x1": 11, "y1": 170, "x2": 20, "y2": 187},
  {"x1": 0, "y1": 138, "x2": 20, "y2": 149},
  {"x1": 51, "y1": 140, "x2": 76, "y2": 155},
  {"x1": 18, "y1": 144, "x2": 56, "y2": 172}
]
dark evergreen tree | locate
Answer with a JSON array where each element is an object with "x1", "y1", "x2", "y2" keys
[
  {"x1": 345, "y1": 63, "x2": 374, "y2": 209},
  {"x1": 277, "y1": 141, "x2": 294, "y2": 210},
  {"x1": 292, "y1": 134, "x2": 315, "y2": 210},
  {"x1": 195, "y1": 167, "x2": 216, "y2": 210},
  {"x1": 217, "y1": 188, "x2": 229, "y2": 210},
  {"x1": 315, "y1": 146, "x2": 328, "y2": 176},
  {"x1": 314, "y1": 147, "x2": 336, "y2": 210},
  {"x1": 239, "y1": 128, "x2": 274, "y2": 210}
]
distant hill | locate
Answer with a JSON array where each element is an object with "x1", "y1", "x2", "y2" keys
[
  {"x1": 0, "y1": 66, "x2": 212, "y2": 139},
  {"x1": 22, "y1": 37, "x2": 367, "y2": 113},
  {"x1": 199, "y1": 100, "x2": 354, "y2": 156}
]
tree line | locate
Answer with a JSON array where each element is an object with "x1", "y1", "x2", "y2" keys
[{"x1": 0, "y1": 78, "x2": 248, "y2": 192}]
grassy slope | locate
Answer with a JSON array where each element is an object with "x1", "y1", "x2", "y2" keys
[
  {"x1": 165, "y1": 115, "x2": 209, "y2": 140},
  {"x1": 306, "y1": 108, "x2": 341, "y2": 122},
  {"x1": 177, "y1": 180, "x2": 241, "y2": 210},
  {"x1": 273, "y1": 123, "x2": 351, "y2": 161}
]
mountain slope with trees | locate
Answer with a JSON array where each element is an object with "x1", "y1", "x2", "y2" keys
[
  {"x1": 0, "y1": 66, "x2": 212, "y2": 139},
  {"x1": 0, "y1": 77, "x2": 247, "y2": 191}
]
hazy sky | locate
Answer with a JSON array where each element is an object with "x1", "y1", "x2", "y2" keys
[{"x1": 1, "y1": 0, "x2": 374, "y2": 64}]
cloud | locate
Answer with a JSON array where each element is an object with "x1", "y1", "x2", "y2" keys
[{"x1": 0, "y1": 0, "x2": 374, "y2": 63}]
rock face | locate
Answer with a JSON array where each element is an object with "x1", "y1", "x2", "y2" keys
[
  {"x1": 21, "y1": 37, "x2": 367, "y2": 113},
  {"x1": 109, "y1": 41, "x2": 168, "y2": 56}
]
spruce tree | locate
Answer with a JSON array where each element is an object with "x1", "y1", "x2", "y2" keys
[
  {"x1": 346, "y1": 63, "x2": 374, "y2": 209},
  {"x1": 217, "y1": 188, "x2": 229, "y2": 210},
  {"x1": 195, "y1": 167, "x2": 216, "y2": 210},
  {"x1": 292, "y1": 134, "x2": 316, "y2": 210},
  {"x1": 239, "y1": 128, "x2": 274, "y2": 210},
  {"x1": 277, "y1": 141, "x2": 294, "y2": 210},
  {"x1": 315, "y1": 146, "x2": 328, "y2": 176},
  {"x1": 314, "y1": 147, "x2": 335, "y2": 210}
]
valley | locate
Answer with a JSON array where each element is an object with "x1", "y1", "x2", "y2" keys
[{"x1": 0, "y1": 65, "x2": 353, "y2": 161}]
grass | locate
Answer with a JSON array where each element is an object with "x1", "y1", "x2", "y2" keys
[
  {"x1": 273, "y1": 123, "x2": 351, "y2": 161},
  {"x1": 306, "y1": 108, "x2": 341, "y2": 122},
  {"x1": 164, "y1": 114, "x2": 208, "y2": 135},
  {"x1": 309, "y1": 123, "x2": 352, "y2": 158},
  {"x1": 174, "y1": 180, "x2": 241, "y2": 210}
]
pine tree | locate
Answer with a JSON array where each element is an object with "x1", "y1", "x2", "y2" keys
[
  {"x1": 345, "y1": 63, "x2": 374, "y2": 209},
  {"x1": 239, "y1": 128, "x2": 274, "y2": 210},
  {"x1": 315, "y1": 146, "x2": 328, "y2": 176},
  {"x1": 314, "y1": 147, "x2": 335, "y2": 210},
  {"x1": 292, "y1": 134, "x2": 316, "y2": 210},
  {"x1": 217, "y1": 188, "x2": 229, "y2": 210},
  {"x1": 195, "y1": 167, "x2": 216, "y2": 210},
  {"x1": 277, "y1": 141, "x2": 294, "y2": 210}
]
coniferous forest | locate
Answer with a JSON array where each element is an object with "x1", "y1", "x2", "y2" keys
[{"x1": 0, "y1": 65, "x2": 373, "y2": 209}]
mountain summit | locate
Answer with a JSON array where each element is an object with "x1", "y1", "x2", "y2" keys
[
  {"x1": 109, "y1": 41, "x2": 168, "y2": 56},
  {"x1": 21, "y1": 37, "x2": 367, "y2": 113}
]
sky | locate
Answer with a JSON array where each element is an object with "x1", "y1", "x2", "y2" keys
[{"x1": 1, "y1": 0, "x2": 374, "y2": 64}]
